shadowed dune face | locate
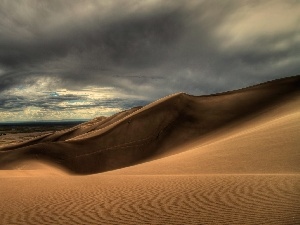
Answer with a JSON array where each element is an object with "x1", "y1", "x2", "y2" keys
[
  {"x1": 43, "y1": 106, "x2": 142, "y2": 142},
  {"x1": 107, "y1": 97, "x2": 300, "y2": 175},
  {"x1": 0, "y1": 76, "x2": 299, "y2": 174}
]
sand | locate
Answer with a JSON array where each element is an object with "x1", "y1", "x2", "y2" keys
[
  {"x1": 0, "y1": 132, "x2": 51, "y2": 148},
  {"x1": 0, "y1": 76, "x2": 300, "y2": 224},
  {"x1": 1, "y1": 175, "x2": 299, "y2": 225}
]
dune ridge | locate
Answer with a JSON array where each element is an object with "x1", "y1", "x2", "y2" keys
[
  {"x1": 107, "y1": 96, "x2": 300, "y2": 175},
  {"x1": 0, "y1": 75, "x2": 299, "y2": 174}
]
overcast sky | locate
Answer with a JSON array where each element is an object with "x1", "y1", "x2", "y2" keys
[{"x1": 0, "y1": 0, "x2": 299, "y2": 122}]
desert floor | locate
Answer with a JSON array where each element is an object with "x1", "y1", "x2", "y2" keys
[{"x1": 1, "y1": 174, "x2": 299, "y2": 225}]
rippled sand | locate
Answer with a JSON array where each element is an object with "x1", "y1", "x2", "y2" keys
[{"x1": 1, "y1": 175, "x2": 299, "y2": 225}]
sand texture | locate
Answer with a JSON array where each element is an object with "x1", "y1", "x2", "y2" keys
[
  {"x1": 1, "y1": 175, "x2": 299, "y2": 225},
  {"x1": 0, "y1": 76, "x2": 300, "y2": 224}
]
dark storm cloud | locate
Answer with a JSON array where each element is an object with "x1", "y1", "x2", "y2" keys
[
  {"x1": 0, "y1": 0, "x2": 186, "y2": 92},
  {"x1": 0, "y1": 0, "x2": 299, "y2": 120},
  {"x1": 0, "y1": 8, "x2": 183, "y2": 68}
]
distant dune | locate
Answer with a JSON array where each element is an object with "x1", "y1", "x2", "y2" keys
[
  {"x1": 0, "y1": 76, "x2": 299, "y2": 174},
  {"x1": 1, "y1": 76, "x2": 300, "y2": 225}
]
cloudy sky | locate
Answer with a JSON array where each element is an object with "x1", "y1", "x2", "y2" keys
[{"x1": 0, "y1": 0, "x2": 299, "y2": 122}]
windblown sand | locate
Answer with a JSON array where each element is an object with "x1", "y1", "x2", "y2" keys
[
  {"x1": 1, "y1": 175, "x2": 299, "y2": 225},
  {"x1": 0, "y1": 76, "x2": 299, "y2": 224},
  {"x1": 0, "y1": 132, "x2": 50, "y2": 148}
]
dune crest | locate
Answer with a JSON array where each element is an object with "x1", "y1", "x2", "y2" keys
[{"x1": 0, "y1": 75, "x2": 299, "y2": 174}]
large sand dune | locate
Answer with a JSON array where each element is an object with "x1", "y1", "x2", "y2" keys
[
  {"x1": 0, "y1": 75, "x2": 300, "y2": 224},
  {"x1": 107, "y1": 91, "x2": 300, "y2": 175},
  {"x1": 0, "y1": 76, "x2": 299, "y2": 174}
]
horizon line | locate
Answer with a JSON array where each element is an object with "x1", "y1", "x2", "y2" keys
[{"x1": 0, "y1": 119, "x2": 89, "y2": 124}]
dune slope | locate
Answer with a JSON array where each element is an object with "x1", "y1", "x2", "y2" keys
[
  {"x1": 107, "y1": 93, "x2": 300, "y2": 175},
  {"x1": 0, "y1": 106, "x2": 141, "y2": 150},
  {"x1": 0, "y1": 76, "x2": 299, "y2": 174}
]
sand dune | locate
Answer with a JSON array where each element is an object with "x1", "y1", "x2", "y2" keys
[
  {"x1": 0, "y1": 76, "x2": 299, "y2": 174},
  {"x1": 107, "y1": 97, "x2": 300, "y2": 175},
  {"x1": 1, "y1": 76, "x2": 300, "y2": 224},
  {"x1": 0, "y1": 106, "x2": 141, "y2": 150}
]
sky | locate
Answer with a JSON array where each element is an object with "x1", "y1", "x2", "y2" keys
[{"x1": 0, "y1": 0, "x2": 299, "y2": 122}]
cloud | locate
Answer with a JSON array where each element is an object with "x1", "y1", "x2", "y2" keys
[
  {"x1": 0, "y1": 77, "x2": 149, "y2": 121},
  {"x1": 0, "y1": 0, "x2": 299, "y2": 121}
]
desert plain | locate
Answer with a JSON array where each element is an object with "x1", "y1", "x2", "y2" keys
[{"x1": 0, "y1": 76, "x2": 299, "y2": 225}]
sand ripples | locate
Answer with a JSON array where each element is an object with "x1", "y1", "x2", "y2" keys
[{"x1": 1, "y1": 175, "x2": 299, "y2": 225}]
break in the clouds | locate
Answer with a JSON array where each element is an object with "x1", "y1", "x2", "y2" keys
[{"x1": 0, "y1": 0, "x2": 299, "y2": 122}]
